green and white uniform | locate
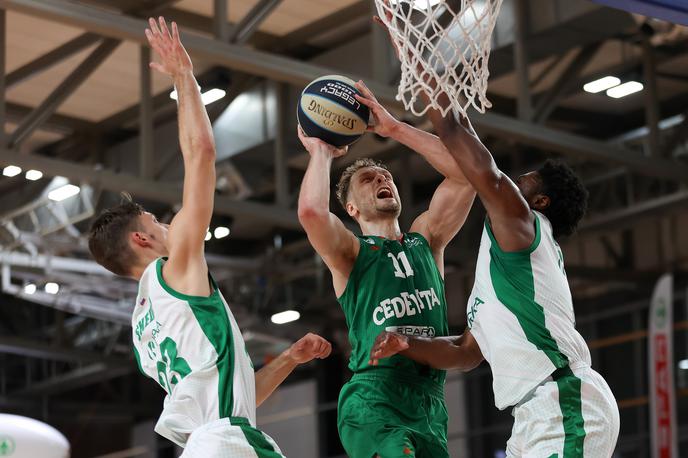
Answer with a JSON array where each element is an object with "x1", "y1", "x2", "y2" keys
[
  {"x1": 467, "y1": 211, "x2": 619, "y2": 457},
  {"x1": 337, "y1": 233, "x2": 449, "y2": 458},
  {"x1": 132, "y1": 258, "x2": 284, "y2": 458}
]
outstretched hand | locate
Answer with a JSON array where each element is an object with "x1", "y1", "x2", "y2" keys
[
  {"x1": 369, "y1": 331, "x2": 409, "y2": 366},
  {"x1": 145, "y1": 16, "x2": 192, "y2": 78},
  {"x1": 297, "y1": 125, "x2": 348, "y2": 159},
  {"x1": 287, "y1": 333, "x2": 332, "y2": 364},
  {"x1": 354, "y1": 80, "x2": 401, "y2": 138}
]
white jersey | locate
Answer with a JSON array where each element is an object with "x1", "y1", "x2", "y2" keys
[
  {"x1": 132, "y1": 258, "x2": 256, "y2": 447},
  {"x1": 467, "y1": 211, "x2": 592, "y2": 410}
]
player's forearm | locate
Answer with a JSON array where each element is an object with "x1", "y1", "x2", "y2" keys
[
  {"x1": 389, "y1": 121, "x2": 469, "y2": 184},
  {"x1": 174, "y1": 70, "x2": 216, "y2": 161},
  {"x1": 401, "y1": 336, "x2": 477, "y2": 371},
  {"x1": 298, "y1": 150, "x2": 334, "y2": 219},
  {"x1": 254, "y1": 349, "x2": 298, "y2": 407}
]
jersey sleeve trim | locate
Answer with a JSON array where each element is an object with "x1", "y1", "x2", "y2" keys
[
  {"x1": 156, "y1": 257, "x2": 219, "y2": 302},
  {"x1": 484, "y1": 213, "x2": 541, "y2": 258}
]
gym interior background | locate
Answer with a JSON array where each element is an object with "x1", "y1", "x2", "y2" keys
[{"x1": 0, "y1": 0, "x2": 687, "y2": 456}]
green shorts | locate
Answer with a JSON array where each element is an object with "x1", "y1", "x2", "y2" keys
[{"x1": 337, "y1": 369, "x2": 449, "y2": 458}]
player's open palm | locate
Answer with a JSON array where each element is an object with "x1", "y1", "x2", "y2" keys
[
  {"x1": 288, "y1": 333, "x2": 332, "y2": 364},
  {"x1": 145, "y1": 17, "x2": 192, "y2": 78},
  {"x1": 354, "y1": 80, "x2": 400, "y2": 138},
  {"x1": 369, "y1": 331, "x2": 409, "y2": 366}
]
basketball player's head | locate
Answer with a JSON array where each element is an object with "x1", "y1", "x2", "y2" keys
[
  {"x1": 516, "y1": 159, "x2": 589, "y2": 239},
  {"x1": 336, "y1": 158, "x2": 401, "y2": 223},
  {"x1": 88, "y1": 194, "x2": 170, "y2": 278}
]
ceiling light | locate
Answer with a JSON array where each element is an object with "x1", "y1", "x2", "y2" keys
[
  {"x1": 205, "y1": 230, "x2": 212, "y2": 241},
  {"x1": 170, "y1": 87, "x2": 226, "y2": 106},
  {"x1": 606, "y1": 81, "x2": 644, "y2": 98},
  {"x1": 24, "y1": 283, "x2": 36, "y2": 295},
  {"x1": 44, "y1": 282, "x2": 59, "y2": 295},
  {"x1": 583, "y1": 76, "x2": 620, "y2": 94},
  {"x1": 48, "y1": 184, "x2": 80, "y2": 201},
  {"x1": 271, "y1": 310, "x2": 300, "y2": 325},
  {"x1": 3, "y1": 165, "x2": 21, "y2": 177},
  {"x1": 679, "y1": 359, "x2": 688, "y2": 370},
  {"x1": 25, "y1": 169, "x2": 43, "y2": 181},
  {"x1": 213, "y1": 226, "x2": 230, "y2": 239},
  {"x1": 201, "y1": 88, "x2": 226, "y2": 105}
]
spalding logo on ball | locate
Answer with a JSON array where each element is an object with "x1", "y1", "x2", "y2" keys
[{"x1": 297, "y1": 75, "x2": 370, "y2": 147}]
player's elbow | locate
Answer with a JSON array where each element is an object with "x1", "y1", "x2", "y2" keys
[
  {"x1": 197, "y1": 143, "x2": 217, "y2": 162},
  {"x1": 297, "y1": 203, "x2": 328, "y2": 225},
  {"x1": 188, "y1": 137, "x2": 216, "y2": 163}
]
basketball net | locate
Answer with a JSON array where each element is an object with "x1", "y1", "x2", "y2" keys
[{"x1": 375, "y1": 0, "x2": 503, "y2": 117}]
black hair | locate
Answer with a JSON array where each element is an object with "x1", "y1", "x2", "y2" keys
[{"x1": 537, "y1": 160, "x2": 589, "y2": 239}]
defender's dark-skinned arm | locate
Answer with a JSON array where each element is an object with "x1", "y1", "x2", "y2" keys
[
  {"x1": 424, "y1": 92, "x2": 535, "y2": 252},
  {"x1": 369, "y1": 330, "x2": 484, "y2": 372},
  {"x1": 373, "y1": 12, "x2": 534, "y2": 252}
]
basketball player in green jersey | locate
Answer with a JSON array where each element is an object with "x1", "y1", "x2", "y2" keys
[
  {"x1": 368, "y1": 90, "x2": 620, "y2": 455},
  {"x1": 297, "y1": 77, "x2": 476, "y2": 456},
  {"x1": 88, "y1": 18, "x2": 332, "y2": 457}
]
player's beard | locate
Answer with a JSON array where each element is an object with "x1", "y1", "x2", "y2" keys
[{"x1": 375, "y1": 198, "x2": 401, "y2": 216}]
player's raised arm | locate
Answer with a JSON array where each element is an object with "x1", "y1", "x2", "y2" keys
[
  {"x1": 297, "y1": 127, "x2": 359, "y2": 296},
  {"x1": 255, "y1": 333, "x2": 331, "y2": 407},
  {"x1": 426, "y1": 94, "x2": 535, "y2": 252},
  {"x1": 145, "y1": 17, "x2": 216, "y2": 291},
  {"x1": 354, "y1": 80, "x2": 476, "y2": 267},
  {"x1": 369, "y1": 330, "x2": 483, "y2": 371}
]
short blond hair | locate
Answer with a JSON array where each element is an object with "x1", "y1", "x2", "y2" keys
[{"x1": 335, "y1": 158, "x2": 389, "y2": 209}]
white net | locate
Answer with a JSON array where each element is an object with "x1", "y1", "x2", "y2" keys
[{"x1": 375, "y1": 0, "x2": 503, "y2": 117}]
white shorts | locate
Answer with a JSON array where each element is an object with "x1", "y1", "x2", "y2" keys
[
  {"x1": 506, "y1": 363, "x2": 620, "y2": 458},
  {"x1": 180, "y1": 417, "x2": 285, "y2": 458}
]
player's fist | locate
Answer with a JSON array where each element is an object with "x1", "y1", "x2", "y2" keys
[
  {"x1": 369, "y1": 331, "x2": 409, "y2": 366},
  {"x1": 287, "y1": 333, "x2": 332, "y2": 364}
]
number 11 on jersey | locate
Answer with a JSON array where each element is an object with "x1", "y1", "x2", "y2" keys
[{"x1": 388, "y1": 252, "x2": 414, "y2": 278}]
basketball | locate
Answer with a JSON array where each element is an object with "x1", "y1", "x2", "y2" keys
[{"x1": 297, "y1": 75, "x2": 370, "y2": 147}]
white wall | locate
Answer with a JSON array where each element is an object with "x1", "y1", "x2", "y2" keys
[{"x1": 257, "y1": 380, "x2": 319, "y2": 458}]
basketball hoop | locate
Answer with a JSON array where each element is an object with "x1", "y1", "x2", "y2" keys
[{"x1": 375, "y1": 0, "x2": 503, "y2": 117}]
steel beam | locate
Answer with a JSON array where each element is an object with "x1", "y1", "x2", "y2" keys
[
  {"x1": 7, "y1": 38, "x2": 120, "y2": 148},
  {"x1": 0, "y1": 148, "x2": 301, "y2": 229},
  {"x1": 489, "y1": 7, "x2": 636, "y2": 80},
  {"x1": 533, "y1": 42, "x2": 603, "y2": 124},
  {"x1": 3, "y1": 0, "x2": 687, "y2": 183},
  {"x1": 6, "y1": 101, "x2": 92, "y2": 133},
  {"x1": 230, "y1": 0, "x2": 282, "y2": 45},
  {"x1": 641, "y1": 34, "x2": 661, "y2": 157},
  {"x1": 0, "y1": 336, "x2": 128, "y2": 365},
  {"x1": 139, "y1": 45, "x2": 154, "y2": 178},
  {"x1": 274, "y1": 82, "x2": 289, "y2": 207},
  {"x1": 6, "y1": 33, "x2": 101, "y2": 88},
  {"x1": 0, "y1": 251, "x2": 112, "y2": 275},
  {"x1": 513, "y1": 0, "x2": 532, "y2": 121},
  {"x1": 12, "y1": 363, "x2": 132, "y2": 397},
  {"x1": 213, "y1": 0, "x2": 229, "y2": 41},
  {"x1": 0, "y1": 0, "x2": 395, "y2": 99},
  {"x1": 580, "y1": 190, "x2": 688, "y2": 233},
  {"x1": 0, "y1": 9, "x2": 6, "y2": 148},
  {"x1": 475, "y1": 111, "x2": 688, "y2": 182}
]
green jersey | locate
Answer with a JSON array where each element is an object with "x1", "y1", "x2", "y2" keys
[{"x1": 338, "y1": 232, "x2": 448, "y2": 385}]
